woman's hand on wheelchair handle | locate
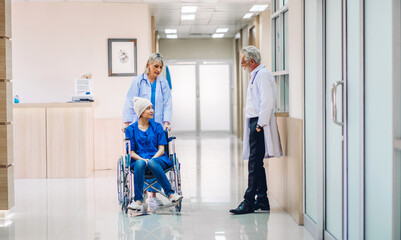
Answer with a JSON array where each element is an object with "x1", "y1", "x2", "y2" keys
[
  {"x1": 122, "y1": 122, "x2": 131, "y2": 133},
  {"x1": 163, "y1": 122, "x2": 171, "y2": 131}
]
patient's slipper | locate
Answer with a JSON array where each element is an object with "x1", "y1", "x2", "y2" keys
[
  {"x1": 128, "y1": 200, "x2": 146, "y2": 211},
  {"x1": 169, "y1": 194, "x2": 183, "y2": 204}
]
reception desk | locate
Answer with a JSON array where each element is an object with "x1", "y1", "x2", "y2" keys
[{"x1": 13, "y1": 103, "x2": 94, "y2": 178}]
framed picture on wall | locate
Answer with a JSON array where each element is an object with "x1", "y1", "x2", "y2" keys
[{"x1": 108, "y1": 38, "x2": 137, "y2": 77}]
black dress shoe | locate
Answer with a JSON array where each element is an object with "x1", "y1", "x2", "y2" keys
[
  {"x1": 254, "y1": 198, "x2": 270, "y2": 211},
  {"x1": 229, "y1": 201, "x2": 254, "y2": 214}
]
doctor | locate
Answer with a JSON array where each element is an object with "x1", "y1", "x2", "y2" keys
[
  {"x1": 230, "y1": 46, "x2": 282, "y2": 215},
  {"x1": 123, "y1": 52, "x2": 172, "y2": 209}
]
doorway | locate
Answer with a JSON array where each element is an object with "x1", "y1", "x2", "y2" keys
[{"x1": 166, "y1": 60, "x2": 233, "y2": 134}]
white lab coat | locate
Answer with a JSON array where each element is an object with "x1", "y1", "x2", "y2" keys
[{"x1": 242, "y1": 65, "x2": 283, "y2": 160}]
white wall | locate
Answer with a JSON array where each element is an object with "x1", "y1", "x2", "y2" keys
[
  {"x1": 241, "y1": 26, "x2": 250, "y2": 98},
  {"x1": 160, "y1": 38, "x2": 234, "y2": 60},
  {"x1": 12, "y1": 2, "x2": 151, "y2": 119},
  {"x1": 259, "y1": 10, "x2": 272, "y2": 70},
  {"x1": 288, "y1": 0, "x2": 304, "y2": 119}
]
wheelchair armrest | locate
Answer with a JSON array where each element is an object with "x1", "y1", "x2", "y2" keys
[{"x1": 164, "y1": 129, "x2": 176, "y2": 141}]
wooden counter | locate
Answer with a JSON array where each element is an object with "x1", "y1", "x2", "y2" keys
[
  {"x1": 13, "y1": 103, "x2": 94, "y2": 178},
  {"x1": 14, "y1": 102, "x2": 93, "y2": 108}
]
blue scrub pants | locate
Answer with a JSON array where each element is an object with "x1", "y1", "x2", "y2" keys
[{"x1": 131, "y1": 157, "x2": 174, "y2": 202}]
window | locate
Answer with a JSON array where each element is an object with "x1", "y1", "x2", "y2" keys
[
  {"x1": 276, "y1": 75, "x2": 289, "y2": 112},
  {"x1": 272, "y1": 1, "x2": 289, "y2": 112},
  {"x1": 275, "y1": 0, "x2": 288, "y2": 11}
]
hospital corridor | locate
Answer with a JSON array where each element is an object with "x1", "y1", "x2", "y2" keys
[{"x1": 0, "y1": 0, "x2": 400, "y2": 240}]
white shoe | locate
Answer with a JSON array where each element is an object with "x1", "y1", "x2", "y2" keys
[
  {"x1": 128, "y1": 200, "x2": 146, "y2": 211},
  {"x1": 149, "y1": 197, "x2": 164, "y2": 208},
  {"x1": 169, "y1": 193, "x2": 183, "y2": 204}
]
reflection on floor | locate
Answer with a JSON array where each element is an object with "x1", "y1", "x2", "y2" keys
[{"x1": 0, "y1": 133, "x2": 314, "y2": 240}]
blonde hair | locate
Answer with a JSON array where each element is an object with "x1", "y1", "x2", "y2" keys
[{"x1": 144, "y1": 53, "x2": 164, "y2": 74}]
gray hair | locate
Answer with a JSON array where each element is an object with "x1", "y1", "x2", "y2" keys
[
  {"x1": 144, "y1": 52, "x2": 164, "y2": 74},
  {"x1": 240, "y1": 46, "x2": 261, "y2": 64}
]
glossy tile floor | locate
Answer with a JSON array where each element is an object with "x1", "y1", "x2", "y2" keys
[{"x1": 1, "y1": 133, "x2": 314, "y2": 240}]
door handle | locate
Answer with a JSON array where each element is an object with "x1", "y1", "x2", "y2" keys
[{"x1": 331, "y1": 80, "x2": 344, "y2": 126}]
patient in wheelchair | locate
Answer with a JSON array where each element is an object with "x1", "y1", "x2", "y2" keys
[{"x1": 125, "y1": 97, "x2": 183, "y2": 211}]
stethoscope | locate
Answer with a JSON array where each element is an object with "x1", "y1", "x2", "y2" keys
[{"x1": 250, "y1": 67, "x2": 264, "y2": 85}]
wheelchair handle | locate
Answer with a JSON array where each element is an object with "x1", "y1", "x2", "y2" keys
[
  {"x1": 123, "y1": 138, "x2": 131, "y2": 155},
  {"x1": 169, "y1": 139, "x2": 176, "y2": 155},
  {"x1": 164, "y1": 129, "x2": 177, "y2": 154}
]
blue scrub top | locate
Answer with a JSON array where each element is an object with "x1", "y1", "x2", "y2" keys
[
  {"x1": 150, "y1": 80, "x2": 157, "y2": 109},
  {"x1": 122, "y1": 74, "x2": 172, "y2": 125},
  {"x1": 125, "y1": 121, "x2": 170, "y2": 165},
  {"x1": 149, "y1": 80, "x2": 157, "y2": 123}
]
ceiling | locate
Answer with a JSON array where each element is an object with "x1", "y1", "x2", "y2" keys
[
  {"x1": 146, "y1": 0, "x2": 271, "y2": 39},
  {"x1": 12, "y1": 0, "x2": 271, "y2": 39}
]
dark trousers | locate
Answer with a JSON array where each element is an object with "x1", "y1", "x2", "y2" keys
[{"x1": 243, "y1": 117, "x2": 268, "y2": 205}]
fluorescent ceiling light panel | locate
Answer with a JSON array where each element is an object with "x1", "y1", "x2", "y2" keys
[
  {"x1": 250, "y1": 4, "x2": 269, "y2": 12},
  {"x1": 166, "y1": 34, "x2": 178, "y2": 39},
  {"x1": 216, "y1": 28, "x2": 229, "y2": 33},
  {"x1": 212, "y1": 33, "x2": 224, "y2": 38},
  {"x1": 243, "y1": 13, "x2": 253, "y2": 19},
  {"x1": 181, "y1": 14, "x2": 196, "y2": 20},
  {"x1": 181, "y1": 6, "x2": 198, "y2": 13},
  {"x1": 165, "y1": 29, "x2": 177, "y2": 34}
]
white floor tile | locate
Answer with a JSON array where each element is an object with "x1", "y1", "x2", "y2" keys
[{"x1": 0, "y1": 133, "x2": 314, "y2": 240}]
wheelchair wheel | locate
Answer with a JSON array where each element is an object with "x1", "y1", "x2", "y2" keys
[
  {"x1": 123, "y1": 195, "x2": 130, "y2": 214},
  {"x1": 175, "y1": 199, "x2": 182, "y2": 212},
  {"x1": 117, "y1": 157, "x2": 124, "y2": 205}
]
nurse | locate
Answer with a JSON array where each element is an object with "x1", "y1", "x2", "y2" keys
[
  {"x1": 122, "y1": 53, "x2": 172, "y2": 208},
  {"x1": 123, "y1": 52, "x2": 172, "y2": 130},
  {"x1": 125, "y1": 97, "x2": 182, "y2": 211}
]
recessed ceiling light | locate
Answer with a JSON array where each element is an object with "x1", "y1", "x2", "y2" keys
[
  {"x1": 181, "y1": 14, "x2": 196, "y2": 20},
  {"x1": 212, "y1": 34, "x2": 224, "y2": 38},
  {"x1": 243, "y1": 13, "x2": 253, "y2": 19},
  {"x1": 181, "y1": 6, "x2": 198, "y2": 13},
  {"x1": 250, "y1": 4, "x2": 269, "y2": 12},
  {"x1": 216, "y1": 28, "x2": 229, "y2": 33},
  {"x1": 166, "y1": 35, "x2": 178, "y2": 39},
  {"x1": 165, "y1": 29, "x2": 177, "y2": 34}
]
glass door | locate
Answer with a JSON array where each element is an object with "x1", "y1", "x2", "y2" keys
[
  {"x1": 305, "y1": 0, "x2": 366, "y2": 239},
  {"x1": 199, "y1": 63, "x2": 231, "y2": 132},
  {"x1": 325, "y1": 0, "x2": 344, "y2": 239},
  {"x1": 167, "y1": 61, "x2": 232, "y2": 134},
  {"x1": 168, "y1": 64, "x2": 197, "y2": 132}
]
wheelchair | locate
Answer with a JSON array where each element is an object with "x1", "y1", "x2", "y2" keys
[{"x1": 117, "y1": 130, "x2": 182, "y2": 214}]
